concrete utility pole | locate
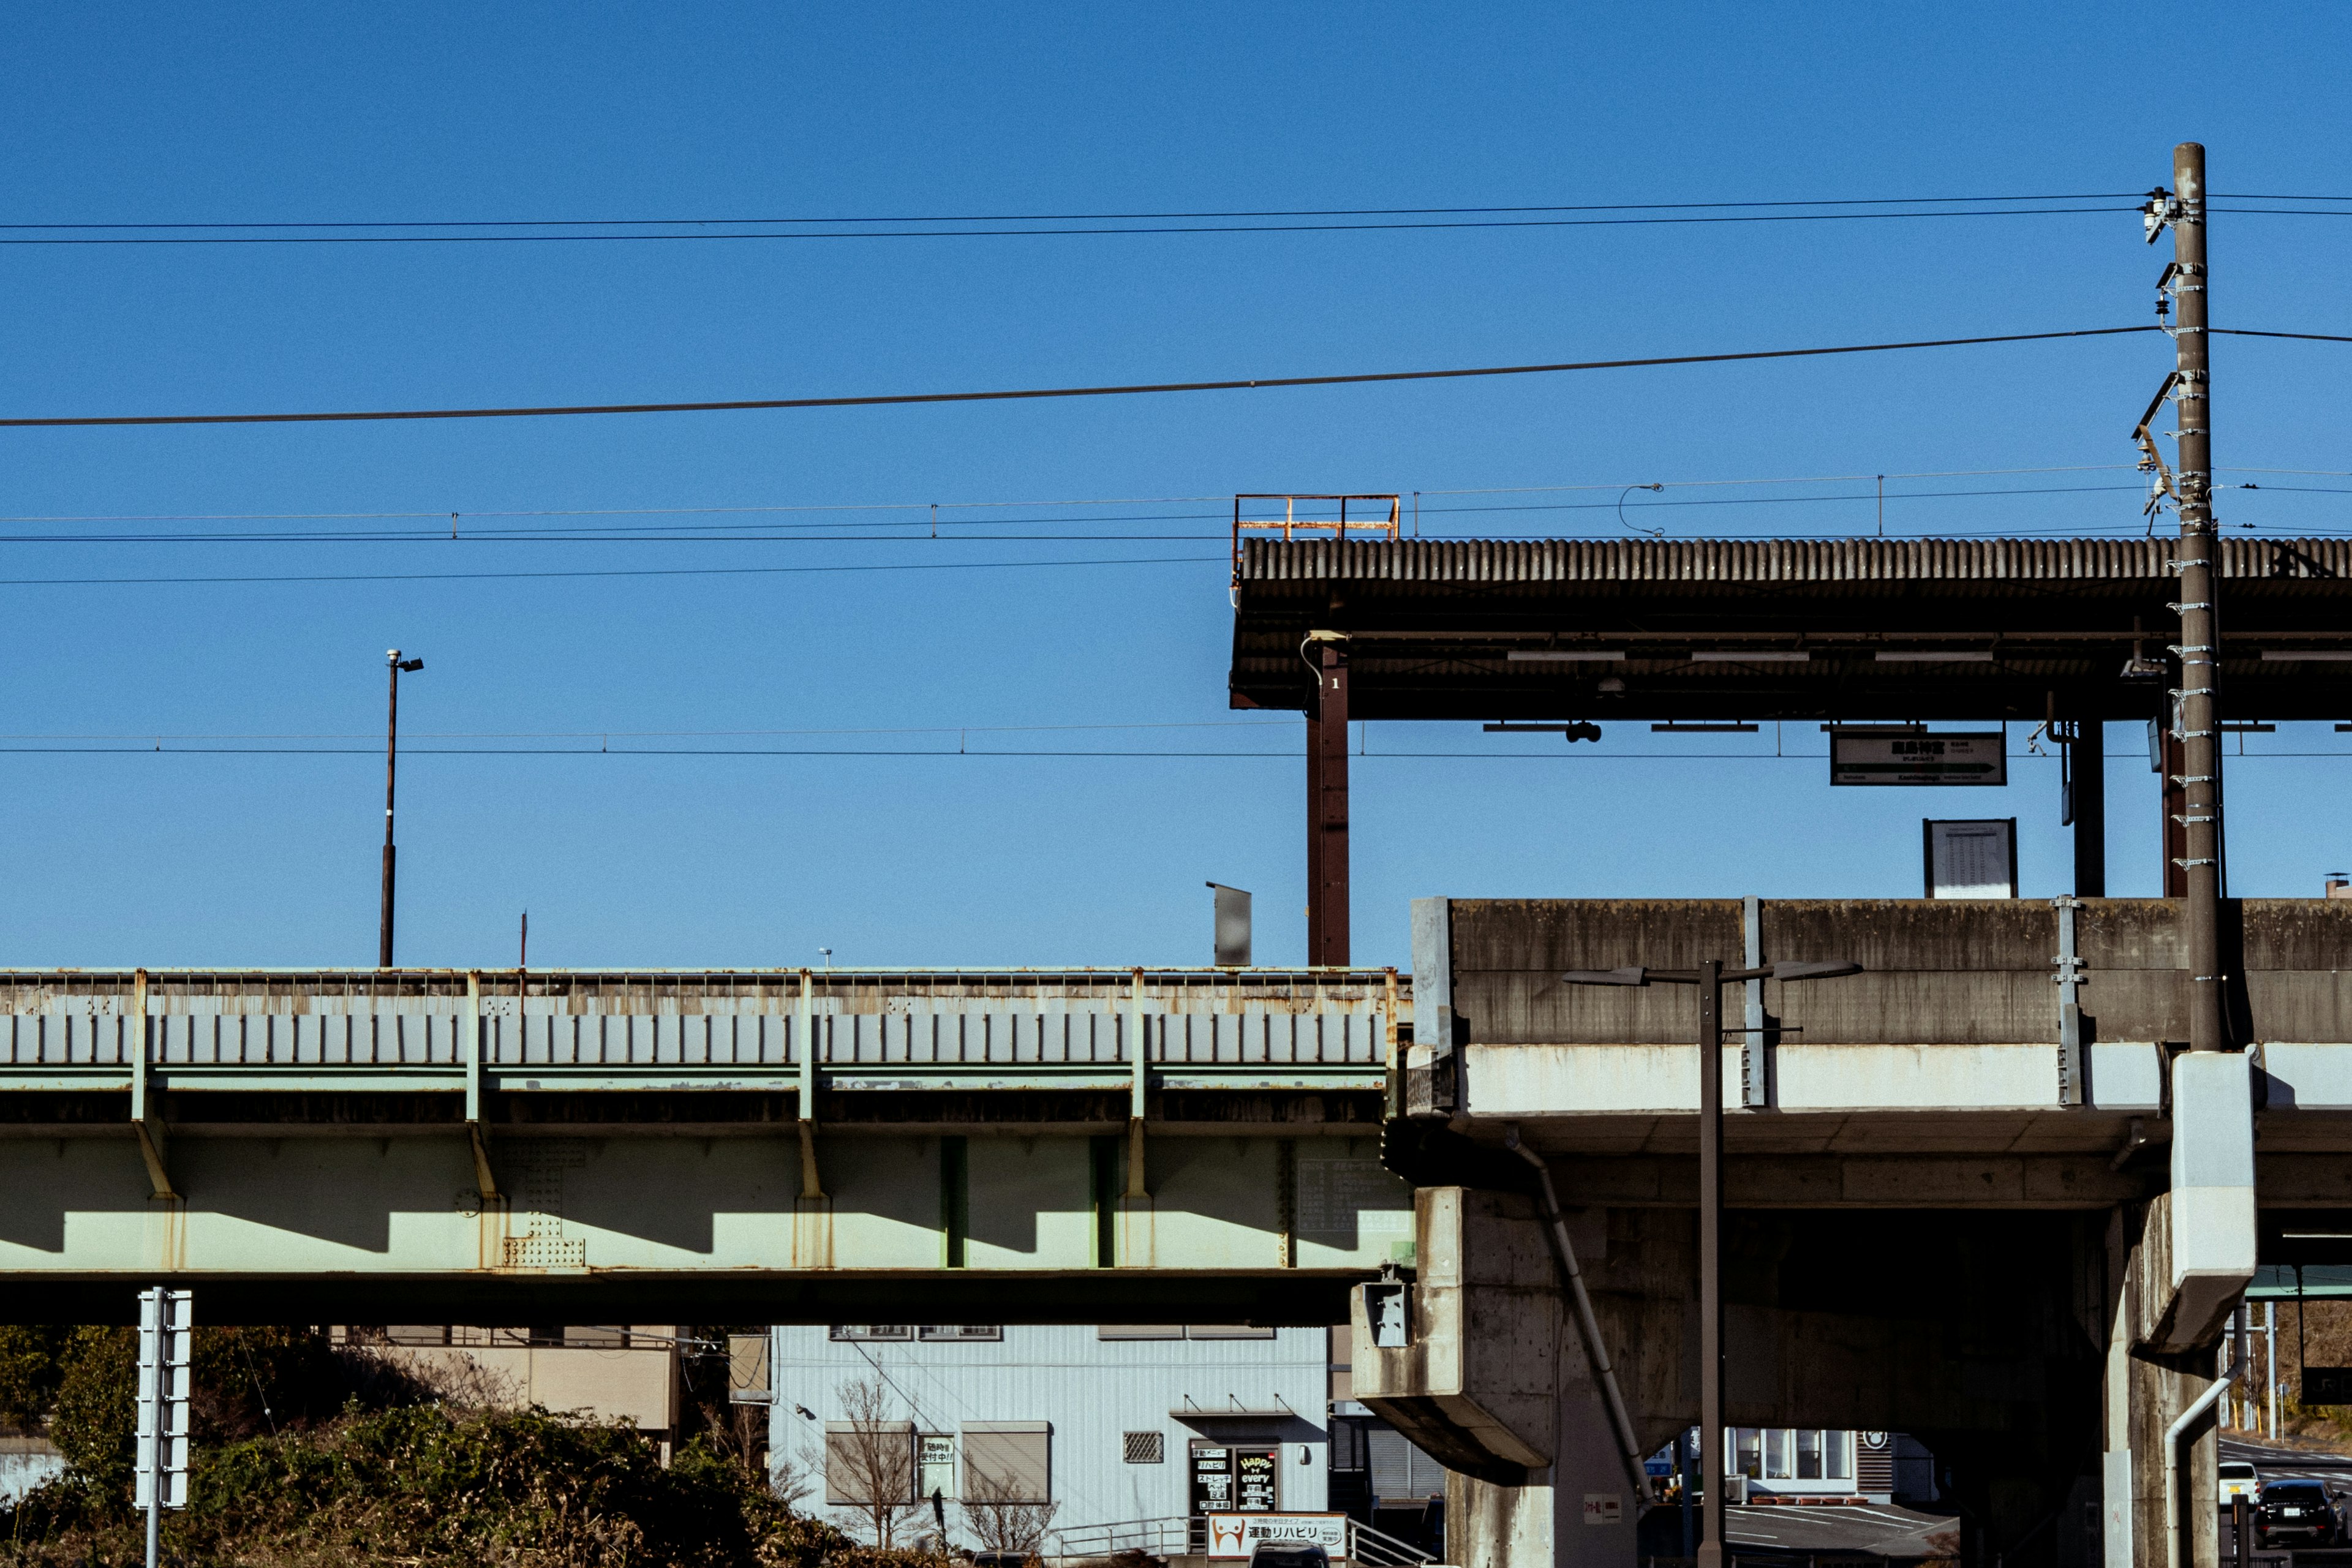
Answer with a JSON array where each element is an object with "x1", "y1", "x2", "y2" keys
[
  {"x1": 379, "y1": 649, "x2": 423, "y2": 968},
  {"x1": 1559, "y1": 955, "x2": 1863, "y2": 1568},
  {"x1": 2168, "y1": 142, "x2": 2226, "y2": 1052},
  {"x1": 1696, "y1": 957, "x2": 1727, "y2": 1568}
]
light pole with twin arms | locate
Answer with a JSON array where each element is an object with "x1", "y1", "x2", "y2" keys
[{"x1": 1558, "y1": 955, "x2": 1863, "y2": 1568}]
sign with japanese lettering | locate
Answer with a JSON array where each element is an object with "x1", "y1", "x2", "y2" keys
[
  {"x1": 1830, "y1": 731, "x2": 2007, "y2": 786},
  {"x1": 1207, "y1": 1513, "x2": 1349, "y2": 1558}
]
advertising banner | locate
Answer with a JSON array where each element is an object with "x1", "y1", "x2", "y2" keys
[{"x1": 1206, "y1": 1513, "x2": 1350, "y2": 1559}]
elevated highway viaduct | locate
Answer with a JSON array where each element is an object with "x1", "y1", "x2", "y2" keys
[
  {"x1": 1357, "y1": 897, "x2": 2351, "y2": 1568},
  {"x1": 0, "y1": 967, "x2": 1411, "y2": 1321},
  {"x1": 5, "y1": 899, "x2": 2345, "y2": 1568}
]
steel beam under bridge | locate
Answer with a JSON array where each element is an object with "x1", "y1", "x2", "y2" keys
[{"x1": 0, "y1": 968, "x2": 1409, "y2": 1322}]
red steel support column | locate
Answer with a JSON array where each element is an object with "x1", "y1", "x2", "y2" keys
[{"x1": 1307, "y1": 643, "x2": 1350, "y2": 965}]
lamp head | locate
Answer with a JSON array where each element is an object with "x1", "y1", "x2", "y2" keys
[
  {"x1": 1559, "y1": 967, "x2": 1648, "y2": 987},
  {"x1": 1770, "y1": 960, "x2": 1863, "y2": 982}
]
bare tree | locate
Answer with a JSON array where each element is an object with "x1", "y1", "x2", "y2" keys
[
  {"x1": 960, "y1": 1452, "x2": 1059, "y2": 1561},
  {"x1": 824, "y1": 1374, "x2": 918, "y2": 1548}
]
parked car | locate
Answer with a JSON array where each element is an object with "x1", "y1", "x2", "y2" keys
[
  {"x1": 1246, "y1": 1546, "x2": 1332, "y2": 1568},
  {"x1": 2258, "y1": 1480, "x2": 2342, "y2": 1547}
]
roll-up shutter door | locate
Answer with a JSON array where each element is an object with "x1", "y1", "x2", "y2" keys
[
  {"x1": 1368, "y1": 1425, "x2": 1446, "y2": 1501},
  {"x1": 825, "y1": 1420, "x2": 914, "y2": 1504},
  {"x1": 962, "y1": 1421, "x2": 1051, "y2": 1503}
]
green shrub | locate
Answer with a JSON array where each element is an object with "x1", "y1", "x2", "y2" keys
[{"x1": 6, "y1": 1401, "x2": 865, "y2": 1567}]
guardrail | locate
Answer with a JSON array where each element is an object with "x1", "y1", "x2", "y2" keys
[
  {"x1": 1044, "y1": 1515, "x2": 1191, "y2": 1561},
  {"x1": 0, "y1": 968, "x2": 1400, "y2": 1094},
  {"x1": 1038, "y1": 1514, "x2": 1434, "y2": 1566}
]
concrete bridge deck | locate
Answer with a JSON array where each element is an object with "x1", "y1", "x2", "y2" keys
[{"x1": 0, "y1": 967, "x2": 1408, "y2": 1321}]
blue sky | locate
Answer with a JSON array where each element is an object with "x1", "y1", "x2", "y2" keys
[{"x1": 4, "y1": 2, "x2": 2351, "y2": 969}]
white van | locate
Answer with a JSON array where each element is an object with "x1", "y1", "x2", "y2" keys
[{"x1": 2220, "y1": 1461, "x2": 2260, "y2": 1506}]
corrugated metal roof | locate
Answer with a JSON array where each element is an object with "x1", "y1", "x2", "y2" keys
[{"x1": 1240, "y1": 536, "x2": 2352, "y2": 585}]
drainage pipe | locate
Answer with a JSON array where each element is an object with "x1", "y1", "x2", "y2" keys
[
  {"x1": 1507, "y1": 1128, "x2": 1656, "y2": 1505},
  {"x1": 2165, "y1": 1306, "x2": 2248, "y2": 1568}
]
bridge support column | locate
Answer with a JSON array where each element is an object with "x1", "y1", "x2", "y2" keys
[
  {"x1": 1306, "y1": 639, "x2": 1349, "y2": 965},
  {"x1": 1352, "y1": 1188, "x2": 1636, "y2": 1568},
  {"x1": 2072, "y1": 720, "x2": 2106, "y2": 898}
]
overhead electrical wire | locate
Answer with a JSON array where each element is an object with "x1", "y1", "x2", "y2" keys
[
  {"x1": 0, "y1": 325, "x2": 2160, "y2": 429},
  {"x1": 0, "y1": 209, "x2": 2147, "y2": 243},
  {"x1": 0, "y1": 554, "x2": 1224, "y2": 588},
  {"x1": 0, "y1": 194, "x2": 2151, "y2": 244},
  {"x1": 0, "y1": 194, "x2": 2150, "y2": 228}
]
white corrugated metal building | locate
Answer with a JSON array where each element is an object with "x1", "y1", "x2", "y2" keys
[{"x1": 767, "y1": 1323, "x2": 1330, "y2": 1547}]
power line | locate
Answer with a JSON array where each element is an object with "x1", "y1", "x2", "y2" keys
[
  {"x1": 0, "y1": 719, "x2": 1296, "y2": 741},
  {"x1": 0, "y1": 554, "x2": 1224, "y2": 588},
  {"x1": 2213, "y1": 328, "x2": 2352, "y2": 344},
  {"x1": 0, "y1": 194, "x2": 2148, "y2": 230},
  {"x1": 0, "y1": 470, "x2": 2152, "y2": 527},
  {"x1": 2, "y1": 744, "x2": 2341, "y2": 763},
  {"x1": 0, "y1": 208, "x2": 2143, "y2": 244},
  {"x1": 0, "y1": 325, "x2": 2161, "y2": 430},
  {"x1": 0, "y1": 194, "x2": 2152, "y2": 246},
  {"x1": 0, "y1": 485, "x2": 2149, "y2": 543}
]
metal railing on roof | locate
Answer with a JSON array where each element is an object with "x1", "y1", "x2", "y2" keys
[{"x1": 1234, "y1": 494, "x2": 1403, "y2": 586}]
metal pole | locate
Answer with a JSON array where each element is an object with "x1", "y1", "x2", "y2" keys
[
  {"x1": 140, "y1": 1284, "x2": 160, "y2": 1568},
  {"x1": 1307, "y1": 641, "x2": 1351, "y2": 965},
  {"x1": 2170, "y1": 141, "x2": 2226, "y2": 1052},
  {"x1": 379, "y1": 650, "x2": 401, "y2": 968},
  {"x1": 1697, "y1": 959, "x2": 1726, "y2": 1568},
  {"x1": 2267, "y1": 1302, "x2": 2278, "y2": 1438},
  {"x1": 2072, "y1": 722, "x2": 2107, "y2": 897},
  {"x1": 1680, "y1": 1428, "x2": 1696, "y2": 1558}
]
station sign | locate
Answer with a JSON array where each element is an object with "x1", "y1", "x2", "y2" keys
[
  {"x1": 1207, "y1": 1513, "x2": 1350, "y2": 1559},
  {"x1": 1830, "y1": 731, "x2": 2007, "y2": 786}
]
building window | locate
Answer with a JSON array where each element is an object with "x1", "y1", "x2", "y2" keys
[
  {"x1": 829, "y1": 1325, "x2": 911, "y2": 1341},
  {"x1": 1098, "y1": 1326, "x2": 1184, "y2": 1340},
  {"x1": 1727, "y1": 1429, "x2": 1860, "y2": 1487},
  {"x1": 917, "y1": 1325, "x2": 1001, "y2": 1341},
  {"x1": 1185, "y1": 1325, "x2": 1276, "y2": 1340},
  {"x1": 1124, "y1": 1431, "x2": 1166, "y2": 1464},
  {"x1": 962, "y1": 1422, "x2": 1051, "y2": 1504},
  {"x1": 918, "y1": 1434, "x2": 956, "y2": 1502}
]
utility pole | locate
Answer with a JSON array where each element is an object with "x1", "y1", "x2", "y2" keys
[
  {"x1": 379, "y1": 649, "x2": 423, "y2": 968},
  {"x1": 2164, "y1": 142, "x2": 2226, "y2": 1052},
  {"x1": 1559, "y1": 956, "x2": 1864, "y2": 1568},
  {"x1": 1696, "y1": 957, "x2": 1726, "y2": 1568}
]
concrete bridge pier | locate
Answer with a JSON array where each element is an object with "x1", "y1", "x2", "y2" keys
[
  {"x1": 1349, "y1": 1187, "x2": 1641, "y2": 1568},
  {"x1": 1349, "y1": 1178, "x2": 2260, "y2": 1568}
]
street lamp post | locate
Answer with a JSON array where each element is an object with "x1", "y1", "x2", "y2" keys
[
  {"x1": 1561, "y1": 956, "x2": 1863, "y2": 1568},
  {"x1": 379, "y1": 649, "x2": 424, "y2": 968}
]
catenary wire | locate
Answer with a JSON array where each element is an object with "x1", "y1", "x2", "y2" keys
[
  {"x1": 0, "y1": 484, "x2": 2152, "y2": 543},
  {"x1": 0, "y1": 194, "x2": 2150, "y2": 230},
  {"x1": 0, "y1": 208, "x2": 2143, "y2": 244},
  {"x1": 0, "y1": 469, "x2": 2150, "y2": 526},
  {"x1": 0, "y1": 554, "x2": 1225, "y2": 587},
  {"x1": 0, "y1": 325, "x2": 2161, "y2": 428}
]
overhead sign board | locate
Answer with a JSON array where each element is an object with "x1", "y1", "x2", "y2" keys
[
  {"x1": 1207, "y1": 1514, "x2": 1349, "y2": 1559},
  {"x1": 2305, "y1": 1367, "x2": 2352, "y2": 1404},
  {"x1": 1831, "y1": 731, "x2": 2007, "y2": 787}
]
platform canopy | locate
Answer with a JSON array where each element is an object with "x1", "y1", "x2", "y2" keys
[{"x1": 1228, "y1": 535, "x2": 2352, "y2": 722}]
